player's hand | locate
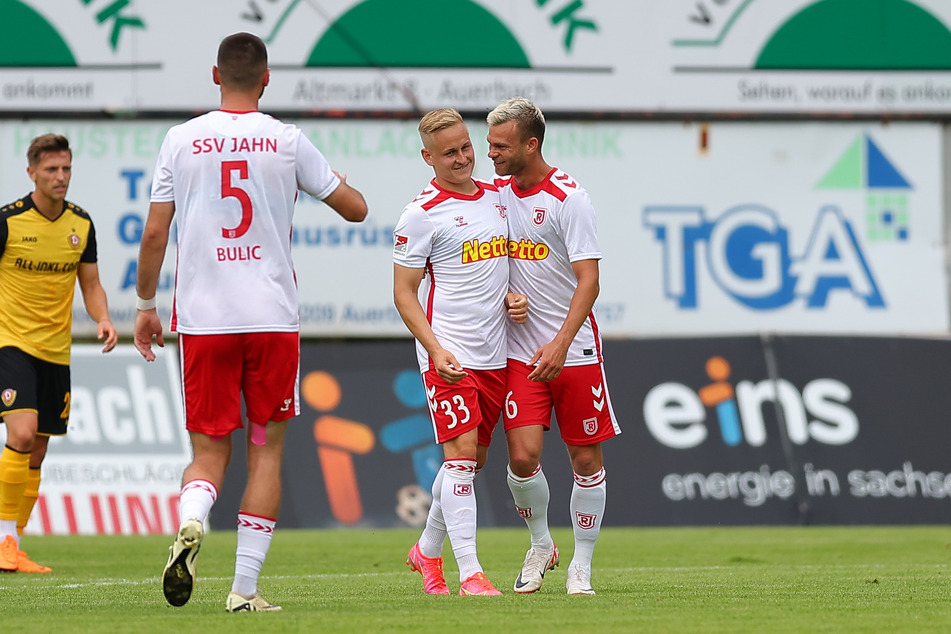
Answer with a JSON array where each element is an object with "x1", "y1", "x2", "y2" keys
[
  {"x1": 506, "y1": 292, "x2": 528, "y2": 324},
  {"x1": 133, "y1": 309, "x2": 165, "y2": 362},
  {"x1": 98, "y1": 319, "x2": 119, "y2": 353},
  {"x1": 527, "y1": 339, "x2": 569, "y2": 382},
  {"x1": 433, "y1": 348, "x2": 467, "y2": 384}
]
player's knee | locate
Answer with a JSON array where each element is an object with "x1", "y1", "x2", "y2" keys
[
  {"x1": 508, "y1": 453, "x2": 541, "y2": 478},
  {"x1": 568, "y1": 448, "x2": 602, "y2": 476},
  {"x1": 4, "y1": 430, "x2": 35, "y2": 454}
]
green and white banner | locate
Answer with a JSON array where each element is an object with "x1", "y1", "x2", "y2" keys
[
  {"x1": 2, "y1": 0, "x2": 951, "y2": 114},
  {"x1": 0, "y1": 118, "x2": 945, "y2": 337}
]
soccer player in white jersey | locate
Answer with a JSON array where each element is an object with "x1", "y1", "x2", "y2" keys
[
  {"x1": 133, "y1": 32, "x2": 367, "y2": 612},
  {"x1": 487, "y1": 97, "x2": 621, "y2": 595},
  {"x1": 394, "y1": 108, "x2": 527, "y2": 597}
]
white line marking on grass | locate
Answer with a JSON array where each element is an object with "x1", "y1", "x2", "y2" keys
[
  {"x1": 0, "y1": 571, "x2": 408, "y2": 591},
  {"x1": 2, "y1": 563, "x2": 945, "y2": 591}
]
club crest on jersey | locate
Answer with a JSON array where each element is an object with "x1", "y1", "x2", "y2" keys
[
  {"x1": 454, "y1": 483, "x2": 473, "y2": 496},
  {"x1": 67, "y1": 233, "x2": 81, "y2": 248},
  {"x1": 394, "y1": 234, "x2": 408, "y2": 256},
  {"x1": 576, "y1": 511, "x2": 597, "y2": 529},
  {"x1": 454, "y1": 216, "x2": 468, "y2": 227},
  {"x1": 1, "y1": 388, "x2": 15, "y2": 407},
  {"x1": 533, "y1": 207, "x2": 547, "y2": 226},
  {"x1": 494, "y1": 203, "x2": 506, "y2": 219},
  {"x1": 516, "y1": 505, "x2": 533, "y2": 519},
  {"x1": 583, "y1": 417, "x2": 599, "y2": 436}
]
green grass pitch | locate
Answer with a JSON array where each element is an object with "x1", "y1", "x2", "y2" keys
[{"x1": 1, "y1": 526, "x2": 950, "y2": 633}]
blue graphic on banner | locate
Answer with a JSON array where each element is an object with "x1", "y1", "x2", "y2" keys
[
  {"x1": 643, "y1": 204, "x2": 884, "y2": 310},
  {"x1": 380, "y1": 370, "x2": 441, "y2": 492}
]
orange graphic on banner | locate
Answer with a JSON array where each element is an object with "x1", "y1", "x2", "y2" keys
[{"x1": 303, "y1": 371, "x2": 375, "y2": 524}]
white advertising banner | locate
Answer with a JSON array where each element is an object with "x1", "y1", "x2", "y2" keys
[
  {"x1": 0, "y1": 119, "x2": 945, "y2": 336},
  {"x1": 2, "y1": 1, "x2": 951, "y2": 115},
  {"x1": 0, "y1": 346, "x2": 190, "y2": 536}
]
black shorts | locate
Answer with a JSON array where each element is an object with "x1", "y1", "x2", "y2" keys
[{"x1": 0, "y1": 346, "x2": 71, "y2": 436}]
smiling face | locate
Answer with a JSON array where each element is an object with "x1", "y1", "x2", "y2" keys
[
  {"x1": 486, "y1": 119, "x2": 529, "y2": 178},
  {"x1": 422, "y1": 121, "x2": 476, "y2": 192},
  {"x1": 28, "y1": 150, "x2": 72, "y2": 209}
]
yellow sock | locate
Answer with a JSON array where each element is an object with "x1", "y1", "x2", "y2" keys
[
  {"x1": 0, "y1": 446, "x2": 30, "y2": 522},
  {"x1": 17, "y1": 467, "x2": 40, "y2": 536}
]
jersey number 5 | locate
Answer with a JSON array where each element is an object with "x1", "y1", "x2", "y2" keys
[{"x1": 221, "y1": 160, "x2": 252, "y2": 239}]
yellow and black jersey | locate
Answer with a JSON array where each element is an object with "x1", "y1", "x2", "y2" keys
[{"x1": 0, "y1": 195, "x2": 98, "y2": 365}]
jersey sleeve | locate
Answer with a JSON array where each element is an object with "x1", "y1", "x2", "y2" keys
[
  {"x1": 80, "y1": 219, "x2": 98, "y2": 264},
  {"x1": 392, "y1": 205, "x2": 435, "y2": 269},
  {"x1": 150, "y1": 131, "x2": 176, "y2": 203},
  {"x1": 294, "y1": 134, "x2": 341, "y2": 200},
  {"x1": 561, "y1": 190, "x2": 602, "y2": 263}
]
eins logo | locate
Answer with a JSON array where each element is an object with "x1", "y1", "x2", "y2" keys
[{"x1": 643, "y1": 356, "x2": 858, "y2": 449}]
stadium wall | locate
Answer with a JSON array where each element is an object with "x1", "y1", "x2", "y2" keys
[
  {"x1": 8, "y1": 336, "x2": 951, "y2": 535},
  {"x1": 3, "y1": 0, "x2": 951, "y2": 533},
  {"x1": 0, "y1": 119, "x2": 944, "y2": 338}
]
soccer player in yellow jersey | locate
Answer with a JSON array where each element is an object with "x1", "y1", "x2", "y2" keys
[{"x1": 0, "y1": 134, "x2": 118, "y2": 572}]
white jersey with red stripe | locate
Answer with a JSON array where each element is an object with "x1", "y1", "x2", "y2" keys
[
  {"x1": 150, "y1": 110, "x2": 340, "y2": 334},
  {"x1": 497, "y1": 167, "x2": 603, "y2": 366},
  {"x1": 393, "y1": 179, "x2": 509, "y2": 372}
]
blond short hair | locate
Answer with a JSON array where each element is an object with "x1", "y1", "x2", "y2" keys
[
  {"x1": 486, "y1": 97, "x2": 546, "y2": 145},
  {"x1": 418, "y1": 108, "x2": 465, "y2": 147}
]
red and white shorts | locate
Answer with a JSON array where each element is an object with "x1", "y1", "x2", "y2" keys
[
  {"x1": 422, "y1": 367, "x2": 506, "y2": 446},
  {"x1": 179, "y1": 332, "x2": 300, "y2": 437},
  {"x1": 504, "y1": 358, "x2": 621, "y2": 446}
]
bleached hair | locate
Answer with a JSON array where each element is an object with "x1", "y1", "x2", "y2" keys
[{"x1": 486, "y1": 97, "x2": 546, "y2": 145}]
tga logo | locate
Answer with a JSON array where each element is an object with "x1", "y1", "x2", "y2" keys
[
  {"x1": 644, "y1": 356, "x2": 858, "y2": 449},
  {"x1": 643, "y1": 204, "x2": 884, "y2": 310}
]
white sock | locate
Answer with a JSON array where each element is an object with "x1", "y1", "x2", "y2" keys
[
  {"x1": 418, "y1": 468, "x2": 447, "y2": 559},
  {"x1": 507, "y1": 464, "x2": 553, "y2": 550},
  {"x1": 441, "y1": 459, "x2": 482, "y2": 581},
  {"x1": 231, "y1": 512, "x2": 275, "y2": 597},
  {"x1": 178, "y1": 479, "x2": 217, "y2": 527},
  {"x1": 569, "y1": 468, "x2": 606, "y2": 569},
  {"x1": 0, "y1": 520, "x2": 16, "y2": 543}
]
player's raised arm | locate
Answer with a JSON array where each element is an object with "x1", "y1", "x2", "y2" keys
[{"x1": 324, "y1": 170, "x2": 368, "y2": 222}]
